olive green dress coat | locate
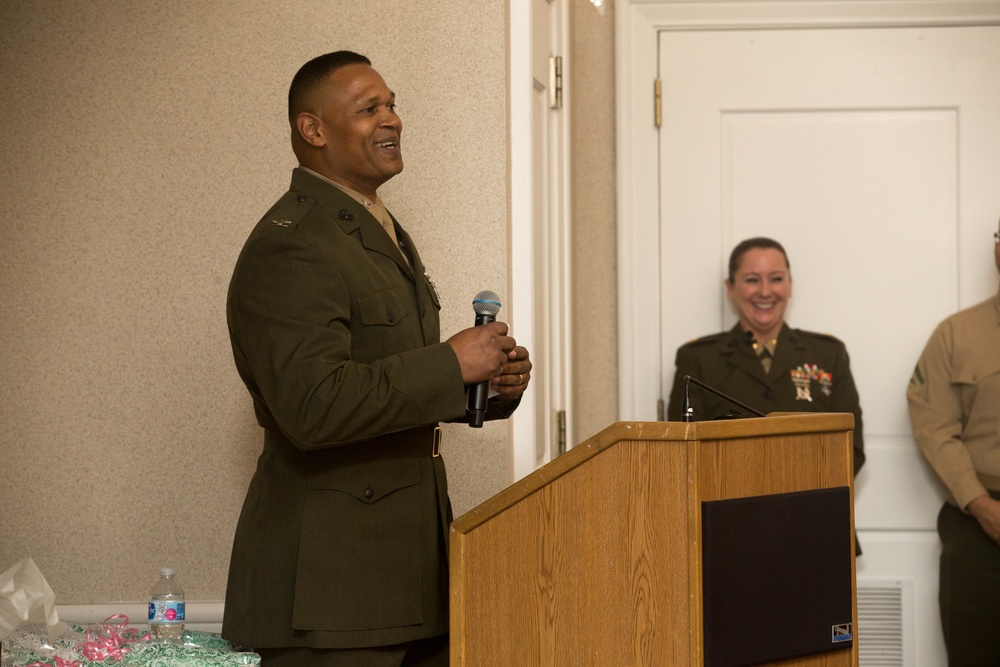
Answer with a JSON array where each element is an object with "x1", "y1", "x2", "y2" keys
[
  {"x1": 222, "y1": 168, "x2": 513, "y2": 651},
  {"x1": 666, "y1": 323, "x2": 865, "y2": 476}
]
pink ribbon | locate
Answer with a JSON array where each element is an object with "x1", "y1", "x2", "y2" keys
[
  {"x1": 27, "y1": 659, "x2": 82, "y2": 667},
  {"x1": 79, "y1": 614, "x2": 150, "y2": 662},
  {"x1": 25, "y1": 615, "x2": 151, "y2": 665}
]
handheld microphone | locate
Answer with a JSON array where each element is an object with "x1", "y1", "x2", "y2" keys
[{"x1": 467, "y1": 290, "x2": 502, "y2": 428}]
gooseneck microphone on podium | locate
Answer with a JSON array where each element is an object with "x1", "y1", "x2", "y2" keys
[
  {"x1": 682, "y1": 375, "x2": 766, "y2": 422},
  {"x1": 467, "y1": 290, "x2": 502, "y2": 428}
]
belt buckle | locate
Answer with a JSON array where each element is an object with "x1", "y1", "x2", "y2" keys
[{"x1": 432, "y1": 426, "x2": 441, "y2": 457}]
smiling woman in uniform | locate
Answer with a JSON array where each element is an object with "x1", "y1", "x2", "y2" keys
[{"x1": 666, "y1": 237, "x2": 866, "y2": 481}]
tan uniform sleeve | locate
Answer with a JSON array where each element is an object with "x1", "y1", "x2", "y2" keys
[{"x1": 906, "y1": 319, "x2": 988, "y2": 509}]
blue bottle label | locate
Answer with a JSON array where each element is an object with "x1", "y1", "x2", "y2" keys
[{"x1": 148, "y1": 600, "x2": 185, "y2": 623}]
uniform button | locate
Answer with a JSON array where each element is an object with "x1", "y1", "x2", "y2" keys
[
  {"x1": 297, "y1": 195, "x2": 307, "y2": 202},
  {"x1": 364, "y1": 487, "x2": 374, "y2": 500},
  {"x1": 764, "y1": 389, "x2": 774, "y2": 400},
  {"x1": 386, "y1": 313, "x2": 395, "y2": 324}
]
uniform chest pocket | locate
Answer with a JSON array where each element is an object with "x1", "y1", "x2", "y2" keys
[
  {"x1": 951, "y1": 357, "x2": 1000, "y2": 387},
  {"x1": 357, "y1": 286, "x2": 414, "y2": 328}
]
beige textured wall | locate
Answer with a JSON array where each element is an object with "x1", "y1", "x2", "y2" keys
[
  {"x1": 0, "y1": 1, "x2": 509, "y2": 604},
  {"x1": 570, "y1": 0, "x2": 619, "y2": 442}
]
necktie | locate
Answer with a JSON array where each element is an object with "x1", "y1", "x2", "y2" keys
[
  {"x1": 759, "y1": 347, "x2": 772, "y2": 374},
  {"x1": 365, "y1": 199, "x2": 409, "y2": 267}
]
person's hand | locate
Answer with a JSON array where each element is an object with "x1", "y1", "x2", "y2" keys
[
  {"x1": 492, "y1": 345, "x2": 532, "y2": 402},
  {"x1": 967, "y1": 494, "x2": 1000, "y2": 544},
  {"x1": 446, "y1": 321, "x2": 515, "y2": 384}
]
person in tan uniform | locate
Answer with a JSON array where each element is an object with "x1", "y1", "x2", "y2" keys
[{"x1": 906, "y1": 222, "x2": 1000, "y2": 666}]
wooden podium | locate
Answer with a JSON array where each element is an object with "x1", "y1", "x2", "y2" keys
[{"x1": 450, "y1": 414, "x2": 858, "y2": 666}]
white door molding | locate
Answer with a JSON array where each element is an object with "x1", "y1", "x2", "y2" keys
[
  {"x1": 510, "y1": 0, "x2": 572, "y2": 480},
  {"x1": 509, "y1": 0, "x2": 537, "y2": 479},
  {"x1": 614, "y1": 0, "x2": 1000, "y2": 420}
]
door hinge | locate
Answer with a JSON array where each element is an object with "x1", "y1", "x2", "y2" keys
[
  {"x1": 654, "y1": 78, "x2": 662, "y2": 128},
  {"x1": 549, "y1": 55, "x2": 563, "y2": 109},
  {"x1": 556, "y1": 409, "x2": 567, "y2": 454}
]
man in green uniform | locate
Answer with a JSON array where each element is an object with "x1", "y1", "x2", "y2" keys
[
  {"x1": 222, "y1": 51, "x2": 532, "y2": 666},
  {"x1": 907, "y1": 221, "x2": 1000, "y2": 666},
  {"x1": 666, "y1": 237, "x2": 865, "y2": 478}
]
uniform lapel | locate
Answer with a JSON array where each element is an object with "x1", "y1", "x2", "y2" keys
[
  {"x1": 768, "y1": 324, "x2": 801, "y2": 384},
  {"x1": 393, "y1": 220, "x2": 437, "y2": 345},
  {"x1": 384, "y1": 212, "x2": 415, "y2": 281},
  {"x1": 290, "y1": 169, "x2": 415, "y2": 279},
  {"x1": 722, "y1": 325, "x2": 771, "y2": 388},
  {"x1": 356, "y1": 210, "x2": 414, "y2": 279}
]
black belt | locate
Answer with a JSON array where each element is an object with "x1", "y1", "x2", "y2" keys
[{"x1": 263, "y1": 425, "x2": 441, "y2": 462}]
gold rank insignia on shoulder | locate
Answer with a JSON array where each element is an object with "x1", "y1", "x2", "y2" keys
[{"x1": 270, "y1": 219, "x2": 291, "y2": 228}]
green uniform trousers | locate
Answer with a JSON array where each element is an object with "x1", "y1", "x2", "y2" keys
[{"x1": 938, "y1": 492, "x2": 1000, "y2": 666}]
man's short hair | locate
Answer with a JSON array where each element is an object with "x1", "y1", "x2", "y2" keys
[
  {"x1": 288, "y1": 51, "x2": 371, "y2": 125},
  {"x1": 728, "y1": 237, "x2": 791, "y2": 283}
]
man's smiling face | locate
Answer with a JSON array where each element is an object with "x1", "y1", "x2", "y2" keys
[{"x1": 311, "y1": 63, "x2": 403, "y2": 198}]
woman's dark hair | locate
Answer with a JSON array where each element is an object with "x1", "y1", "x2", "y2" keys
[{"x1": 727, "y1": 237, "x2": 790, "y2": 283}]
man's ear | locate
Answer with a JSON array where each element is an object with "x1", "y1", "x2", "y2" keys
[{"x1": 296, "y1": 113, "x2": 325, "y2": 148}]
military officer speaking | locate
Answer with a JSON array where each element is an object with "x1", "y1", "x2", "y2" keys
[{"x1": 222, "y1": 51, "x2": 532, "y2": 667}]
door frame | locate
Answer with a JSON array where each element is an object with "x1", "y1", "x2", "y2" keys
[
  {"x1": 510, "y1": 0, "x2": 572, "y2": 480},
  {"x1": 614, "y1": 0, "x2": 1000, "y2": 420}
]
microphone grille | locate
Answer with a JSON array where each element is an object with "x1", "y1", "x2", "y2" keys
[{"x1": 472, "y1": 290, "x2": 502, "y2": 316}]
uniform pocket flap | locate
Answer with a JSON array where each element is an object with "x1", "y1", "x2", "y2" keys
[
  {"x1": 952, "y1": 358, "x2": 1000, "y2": 385},
  {"x1": 307, "y1": 458, "x2": 420, "y2": 504},
  {"x1": 357, "y1": 287, "x2": 413, "y2": 327}
]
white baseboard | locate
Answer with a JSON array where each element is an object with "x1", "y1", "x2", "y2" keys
[{"x1": 56, "y1": 601, "x2": 224, "y2": 634}]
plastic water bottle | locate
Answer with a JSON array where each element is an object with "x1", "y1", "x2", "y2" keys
[{"x1": 148, "y1": 567, "x2": 185, "y2": 642}]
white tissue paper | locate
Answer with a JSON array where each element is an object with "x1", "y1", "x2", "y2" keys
[{"x1": 0, "y1": 557, "x2": 67, "y2": 643}]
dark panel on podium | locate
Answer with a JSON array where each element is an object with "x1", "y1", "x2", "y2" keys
[{"x1": 701, "y1": 487, "x2": 854, "y2": 667}]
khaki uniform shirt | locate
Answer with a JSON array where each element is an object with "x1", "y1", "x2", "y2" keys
[{"x1": 907, "y1": 288, "x2": 1000, "y2": 509}]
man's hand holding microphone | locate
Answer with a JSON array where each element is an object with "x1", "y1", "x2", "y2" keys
[{"x1": 445, "y1": 291, "x2": 532, "y2": 427}]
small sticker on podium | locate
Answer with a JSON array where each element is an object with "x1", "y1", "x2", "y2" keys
[{"x1": 832, "y1": 623, "x2": 853, "y2": 643}]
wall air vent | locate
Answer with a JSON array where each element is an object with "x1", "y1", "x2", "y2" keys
[{"x1": 857, "y1": 579, "x2": 911, "y2": 667}]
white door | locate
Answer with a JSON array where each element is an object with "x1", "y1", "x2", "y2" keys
[{"x1": 655, "y1": 24, "x2": 1000, "y2": 666}]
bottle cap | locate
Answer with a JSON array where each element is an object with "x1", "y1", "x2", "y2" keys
[{"x1": 160, "y1": 567, "x2": 176, "y2": 576}]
